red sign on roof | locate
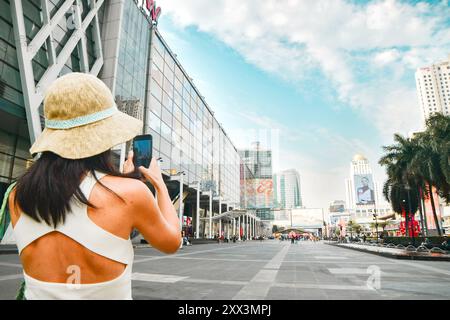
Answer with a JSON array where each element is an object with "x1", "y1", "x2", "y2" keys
[{"x1": 135, "y1": 0, "x2": 161, "y2": 24}]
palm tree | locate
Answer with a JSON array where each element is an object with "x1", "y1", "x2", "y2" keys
[
  {"x1": 380, "y1": 134, "x2": 421, "y2": 238},
  {"x1": 380, "y1": 114, "x2": 450, "y2": 237},
  {"x1": 411, "y1": 115, "x2": 450, "y2": 235},
  {"x1": 422, "y1": 114, "x2": 450, "y2": 202}
]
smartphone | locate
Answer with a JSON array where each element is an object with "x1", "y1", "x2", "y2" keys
[{"x1": 132, "y1": 134, "x2": 153, "y2": 169}]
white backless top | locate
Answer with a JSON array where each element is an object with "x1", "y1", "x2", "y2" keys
[{"x1": 12, "y1": 171, "x2": 134, "y2": 300}]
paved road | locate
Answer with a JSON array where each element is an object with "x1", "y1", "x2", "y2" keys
[{"x1": 1, "y1": 240, "x2": 450, "y2": 300}]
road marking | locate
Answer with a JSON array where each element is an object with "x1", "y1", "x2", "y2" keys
[
  {"x1": 133, "y1": 245, "x2": 257, "y2": 264},
  {"x1": 0, "y1": 274, "x2": 23, "y2": 282},
  {"x1": 181, "y1": 278, "x2": 248, "y2": 286},
  {"x1": 132, "y1": 273, "x2": 188, "y2": 283},
  {"x1": 0, "y1": 262, "x2": 22, "y2": 268},
  {"x1": 273, "y1": 282, "x2": 371, "y2": 291},
  {"x1": 328, "y1": 268, "x2": 372, "y2": 275},
  {"x1": 315, "y1": 256, "x2": 348, "y2": 260},
  {"x1": 163, "y1": 256, "x2": 269, "y2": 263},
  {"x1": 282, "y1": 260, "x2": 394, "y2": 265},
  {"x1": 232, "y1": 244, "x2": 290, "y2": 300},
  {"x1": 391, "y1": 260, "x2": 450, "y2": 277}
]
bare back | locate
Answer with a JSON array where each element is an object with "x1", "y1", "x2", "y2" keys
[{"x1": 9, "y1": 175, "x2": 140, "y2": 284}]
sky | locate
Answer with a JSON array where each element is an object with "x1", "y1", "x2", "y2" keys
[{"x1": 155, "y1": 0, "x2": 450, "y2": 211}]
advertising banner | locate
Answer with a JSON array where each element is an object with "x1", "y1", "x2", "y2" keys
[
  {"x1": 254, "y1": 179, "x2": 274, "y2": 208},
  {"x1": 354, "y1": 174, "x2": 375, "y2": 205}
]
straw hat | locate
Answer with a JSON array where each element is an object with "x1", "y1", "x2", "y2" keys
[{"x1": 30, "y1": 73, "x2": 143, "y2": 159}]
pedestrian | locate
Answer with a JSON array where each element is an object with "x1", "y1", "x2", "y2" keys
[{"x1": 7, "y1": 73, "x2": 181, "y2": 300}]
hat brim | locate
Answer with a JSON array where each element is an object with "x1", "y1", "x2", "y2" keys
[{"x1": 30, "y1": 112, "x2": 143, "y2": 159}]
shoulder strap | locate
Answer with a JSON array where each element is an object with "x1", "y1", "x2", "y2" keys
[
  {"x1": 0, "y1": 182, "x2": 17, "y2": 239},
  {"x1": 79, "y1": 171, "x2": 107, "y2": 199}
]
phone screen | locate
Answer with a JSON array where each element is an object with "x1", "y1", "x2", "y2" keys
[{"x1": 133, "y1": 135, "x2": 152, "y2": 169}]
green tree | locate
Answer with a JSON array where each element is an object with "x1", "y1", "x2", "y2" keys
[
  {"x1": 379, "y1": 134, "x2": 420, "y2": 237},
  {"x1": 347, "y1": 220, "x2": 361, "y2": 238},
  {"x1": 379, "y1": 114, "x2": 450, "y2": 237}
]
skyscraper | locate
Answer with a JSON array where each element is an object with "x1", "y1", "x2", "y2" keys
[
  {"x1": 239, "y1": 142, "x2": 274, "y2": 221},
  {"x1": 345, "y1": 154, "x2": 378, "y2": 211},
  {"x1": 415, "y1": 54, "x2": 450, "y2": 120},
  {"x1": 273, "y1": 169, "x2": 302, "y2": 209}
]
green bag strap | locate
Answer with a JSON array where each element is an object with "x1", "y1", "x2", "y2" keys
[
  {"x1": 0, "y1": 182, "x2": 17, "y2": 232},
  {"x1": 0, "y1": 182, "x2": 25, "y2": 301}
]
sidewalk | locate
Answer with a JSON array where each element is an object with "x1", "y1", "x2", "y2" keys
[{"x1": 327, "y1": 242, "x2": 450, "y2": 261}]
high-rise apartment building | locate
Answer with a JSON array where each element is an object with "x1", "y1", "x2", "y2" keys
[
  {"x1": 415, "y1": 54, "x2": 450, "y2": 120},
  {"x1": 273, "y1": 169, "x2": 302, "y2": 209}
]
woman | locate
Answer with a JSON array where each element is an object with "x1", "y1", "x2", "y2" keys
[{"x1": 8, "y1": 73, "x2": 181, "y2": 299}]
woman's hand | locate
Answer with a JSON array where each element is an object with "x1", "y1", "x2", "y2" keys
[
  {"x1": 139, "y1": 157, "x2": 165, "y2": 189},
  {"x1": 122, "y1": 150, "x2": 135, "y2": 174}
]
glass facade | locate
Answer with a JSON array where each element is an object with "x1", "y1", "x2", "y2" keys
[
  {"x1": 144, "y1": 30, "x2": 241, "y2": 205},
  {"x1": 1, "y1": 0, "x2": 242, "y2": 223},
  {"x1": 0, "y1": 0, "x2": 105, "y2": 199},
  {"x1": 273, "y1": 169, "x2": 302, "y2": 209},
  {"x1": 115, "y1": 0, "x2": 150, "y2": 121}
]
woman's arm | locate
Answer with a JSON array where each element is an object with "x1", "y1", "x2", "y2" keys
[{"x1": 124, "y1": 153, "x2": 181, "y2": 254}]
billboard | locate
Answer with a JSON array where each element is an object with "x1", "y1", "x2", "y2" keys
[
  {"x1": 254, "y1": 179, "x2": 274, "y2": 208},
  {"x1": 354, "y1": 174, "x2": 375, "y2": 205}
]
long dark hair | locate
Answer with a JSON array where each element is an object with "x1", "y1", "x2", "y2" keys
[{"x1": 14, "y1": 150, "x2": 138, "y2": 228}]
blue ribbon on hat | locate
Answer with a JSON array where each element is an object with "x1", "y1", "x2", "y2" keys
[{"x1": 45, "y1": 106, "x2": 118, "y2": 129}]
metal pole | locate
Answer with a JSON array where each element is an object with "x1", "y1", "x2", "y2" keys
[
  {"x1": 196, "y1": 182, "x2": 200, "y2": 239},
  {"x1": 407, "y1": 188, "x2": 414, "y2": 245},
  {"x1": 209, "y1": 189, "x2": 213, "y2": 239}
]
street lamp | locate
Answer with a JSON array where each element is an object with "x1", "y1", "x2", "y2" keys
[
  {"x1": 404, "y1": 184, "x2": 415, "y2": 245},
  {"x1": 373, "y1": 213, "x2": 379, "y2": 243}
]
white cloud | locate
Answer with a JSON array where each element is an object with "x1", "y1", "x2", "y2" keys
[
  {"x1": 162, "y1": 0, "x2": 450, "y2": 136},
  {"x1": 160, "y1": 0, "x2": 450, "y2": 210},
  {"x1": 373, "y1": 49, "x2": 401, "y2": 67}
]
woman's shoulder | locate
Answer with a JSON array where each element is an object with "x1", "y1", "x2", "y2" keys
[{"x1": 100, "y1": 175, "x2": 151, "y2": 198}]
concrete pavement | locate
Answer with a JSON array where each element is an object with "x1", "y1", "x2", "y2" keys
[{"x1": 0, "y1": 240, "x2": 449, "y2": 300}]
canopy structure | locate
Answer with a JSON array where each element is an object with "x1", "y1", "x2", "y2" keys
[{"x1": 200, "y1": 210, "x2": 260, "y2": 223}]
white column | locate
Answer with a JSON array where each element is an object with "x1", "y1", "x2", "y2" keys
[
  {"x1": 196, "y1": 182, "x2": 200, "y2": 239},
  {"x1": 209, "y1": 190, "x2": 212, "y2": 239},
  {"x1": 246, "y1": 215, "x2": 249, "y2": 239},
  {"x1": 238, "y1": 216, "x2": 241, "y2": 240},
  {"x1": 233, "y1": 218, "x2": 236, "y2": 238},
  {"x1": 179, "y1": 174, "x2": 184, "y2": 230},
  {"x1": 219, "y1": 219, "x2": 222, "y2": 238}
]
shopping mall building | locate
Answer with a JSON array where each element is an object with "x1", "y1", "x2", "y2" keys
[{"x1": 0, "y1": 0, "x2": 262, "y2": 241}]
